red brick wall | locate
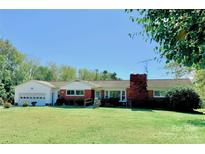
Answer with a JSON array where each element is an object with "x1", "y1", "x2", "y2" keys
[
  {"x1": 59, "y1": 89, "x2": 94, "y2": 100},
  {"x1": 128, "y1": 74, "x2": 148, "y2": 101}
]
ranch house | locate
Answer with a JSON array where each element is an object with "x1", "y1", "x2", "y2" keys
[{"x1": 14, "y1": 74, "x2": 192, "y2": 106}]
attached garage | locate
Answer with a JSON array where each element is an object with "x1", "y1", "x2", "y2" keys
[{"x1": 15, "y1": 80, "x2": 58, "y2": 106}]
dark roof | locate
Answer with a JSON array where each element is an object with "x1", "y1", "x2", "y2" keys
[{"x1": 47, "y1": 78, "x2": 192, "y2": 90}]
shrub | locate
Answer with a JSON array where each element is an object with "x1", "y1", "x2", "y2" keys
[
  {"x1": 0, "y1": 97, "x2": 4, "y2": 105},
  {"x1": 74, "y1": 99, "x2": 84, "y2": 106},
  {"x1": 64, "y1": 99, "x2": 74, "y2": 106},
  {"x1": 23, "y1": 101, "x2": 29, "y2": 107},
  {"x1": 31, "y1": 102, "x2": 37, "y2": 106},
  {"x1": 45, "y1": 103, "x2": 52, "y2": 106},
  {"x1": 14, "y1": 102, "x2": 18, "y2": 106},
  {"x1": 166, "y1": 87, "x2": 201, "y2": 111},
  {"x1": 101, "y1": 98, "x2": 121, "y2": 107},
  {"x1": 55, "y1": 97, "x2": 65, "y2": 106},
  {"x1": 4, "y1": 102, "x2": 11, "y2": 108}
]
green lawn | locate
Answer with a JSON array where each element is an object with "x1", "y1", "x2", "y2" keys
[{"x1": 0, "y1": 106, "x2": 205, "y2": 144}]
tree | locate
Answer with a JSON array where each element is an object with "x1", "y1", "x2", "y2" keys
[
  {"x1": 48, "y1": 62, "x2": 59, "y2": 81},
  {"x1": 34, "y1": 66, "x2": 53, "y2": 81},
  {"x1": 110, "y1": 72, "x2": 118, "y2": 80},
  {"x1": 164, "y1": 61, "x2": 192, "y2": 79},
  {"x1": 102, "y1": 70, "x2": 108, "y2": 80},
  {"x1": 79, "y1": 68, "x2": 96, "y2": 80},
  {"x1": 193, "y1": 70, "x2": 205, "y2": 104},
  {"x1": 126, "y1": 9, "x2": 205, "y2": 69},
  {"x1": 0, "y1": 39, "x2": 26, "y2": 102},
  {"x1": 0, "y1": 82, "x2": 6, "y2": 100},
  {"x1": 59, "y1": 65, "x2": 77, "y2": 81}
]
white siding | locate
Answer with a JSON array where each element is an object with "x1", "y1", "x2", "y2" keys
[{"x1": 15, "y1": 81, "x2": 53, "y2": 106}]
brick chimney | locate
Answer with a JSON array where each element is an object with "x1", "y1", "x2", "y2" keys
[{"x1": 127, "y1": 73, "x2": 148, "y2": 101}]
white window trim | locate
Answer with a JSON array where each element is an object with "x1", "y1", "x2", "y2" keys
[
  {"x1": 103, "y1": 89, "x2": 127, "y2": 102},
  {"x1": 75, "y1": 90, "x2": 85, "y2": 96},
  {"x1": 95, "y1": 90, "x2": 101, "y2": 99},
  {"x1": 66, "y1": 90, "x2": 85, "y2": 96}
]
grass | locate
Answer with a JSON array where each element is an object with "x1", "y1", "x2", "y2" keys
[{"x1": 0, "y1": 106, "x2": 205, "y2": 144}]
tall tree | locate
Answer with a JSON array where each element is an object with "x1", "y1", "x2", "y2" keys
[
  {"x1": 59, "y1": 65, "x2": 77, "y2": 81},
  {"x1": 0, "y1": 39, "x2": 26, "y2": 102},
  {"x1": 48, "y1": 62, "x2": 59, "y2": 81},
  {"x1": 102, "y1": 70, "x2": 108, "y2": 80},
  {"x1": 126, "y1": 9, "x2": 205, "y2": 69},
  {"x1": 193, "y1": 70, "x2": 205, "y2": 104}
]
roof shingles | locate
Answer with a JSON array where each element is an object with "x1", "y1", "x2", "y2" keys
[{"x1": 46, "y1": 79, "x2": 192, "y2": 90}]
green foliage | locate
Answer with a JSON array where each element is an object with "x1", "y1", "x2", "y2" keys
[
  {"x1": 23, "y1": 101, "x2": 29, "y2": 107},
  {"x1": 78, "y1": 69, "x2": 120, "y2": 81},
  {"x1": 59, "y1": 65, "x2": 77, "y2": 81},
  {"x1": 165, "y1": 87, "x2": 201, "y2": 111},
  {"x1": 127, "y1": 9, "x2": 205, "y2": 69},
  {"x1": 3, "y1": 102, "x2": 11, "y2": 108},
  {"x1": 193, "y1": 69, "x2": 205, "y2": 105},
  {"x1": 164, "y1": 61, "x2": 192, "y2": 79},
  {"x1": 0, "y1": 97, "x2": 4, "y2": 105},
  {"x1": 0, "y1": 39, "x2": 26, "y2": 102}
]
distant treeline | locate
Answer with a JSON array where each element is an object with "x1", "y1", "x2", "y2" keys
[{"x1": 0, "y1": 39, "x2": 120, "y2": 102}]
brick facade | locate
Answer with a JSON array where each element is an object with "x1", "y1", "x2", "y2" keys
[
  {"x1": 127, "y1": 74, "x2": 148, "y2": 101},
  {"x1": 59, "y1": 89, "x2": 94, "y2": 100},
  {"x1": 59, "y1": 73, "x2": 149, "y2": 102}
]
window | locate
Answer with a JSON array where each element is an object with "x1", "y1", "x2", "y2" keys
[
  {"x1": 95, "y1": 91, "x2": 101, "y2": 99},
  {"x1": 67, "y1": 90, "x2": 75, "y2": 95},
  {"x1": 154, "y1": 90, "x2": 166, "y2": 97},
  {"x1": 76, "y1": 90, "x2": 84, "y2": 96},
  {"x1": 110, "y1": 91, "x2": 121, "y2": 99},
  {"x1": 121, "y1": 90, "x2": 126, "y2": 101},
  {"x1": 66, "y1": 90, "x2": 84, "y2": 96}
]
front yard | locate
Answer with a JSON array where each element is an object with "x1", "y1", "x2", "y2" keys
[{"x1": 0, "y1": 107, "x2": 205, "y2": 143}]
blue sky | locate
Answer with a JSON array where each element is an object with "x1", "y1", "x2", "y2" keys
[{"x1": 0, "y1": 9, "x2": 171, "y2": 79}]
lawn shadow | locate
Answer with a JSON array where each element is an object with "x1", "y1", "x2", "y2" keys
[
  {"x1": 186, "y1": 119, "x2": 205, "y2": 127},
  {"x1": 131, "y1": 108, "x2": 154, "y2": 112}
]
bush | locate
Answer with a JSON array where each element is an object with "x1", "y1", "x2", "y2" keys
[
  {"x1": 31, "y1": 102, "x2": 37, "y2": 106},
  {"x1": 0, "y1": 97, "x2": 4, "y2": 105},
  {"x1": 23, "y1": 101, "x2": 29, "y2": 107},
  {"x1": 55, "y1": 97, "x2": 65, "y2": 106},
  {"x1": 166, "y1": 87, "x2": 201, "y2": 111},
  {"x1": 14, "y1": 103, "x2": 18, "y2": 106},
  {"x1": 4, "y1": 102, "x2": 11, "y2": 108},
  {"x1": 101, "y1": 98, "x2": 121, "y2": 107},
  {"x1": 45, "y1": 103, "x2": 52, "y2": 106},
  {"x1": 74, "y1": 99, "x2": 84, "y2": 106}
]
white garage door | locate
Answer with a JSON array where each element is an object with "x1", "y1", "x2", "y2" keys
[{"x1": 19, "y1": 93, "x2": 46, "y2": 106}]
